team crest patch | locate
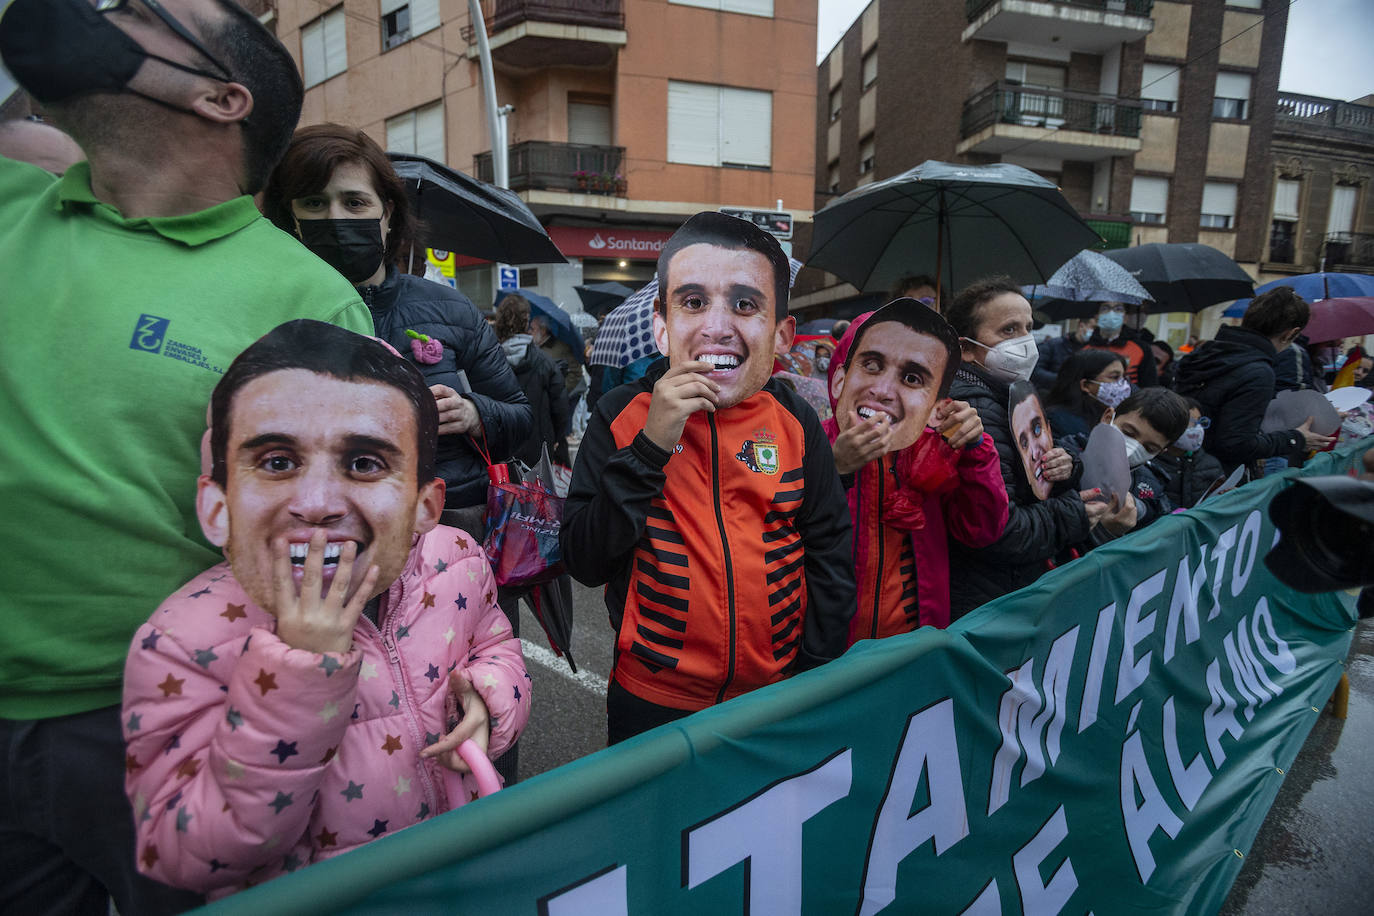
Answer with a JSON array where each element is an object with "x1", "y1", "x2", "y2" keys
[{"x1": 736, "y1": 430, "x2": 780, "y2": 475}]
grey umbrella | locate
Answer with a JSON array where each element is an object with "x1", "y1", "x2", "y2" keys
[
  {"x1": 807, "y1": 160, "x2": 1102, "y2": 303},
  {"x1": 387, "y1": 153, "x2": 566, "y2": 265}
]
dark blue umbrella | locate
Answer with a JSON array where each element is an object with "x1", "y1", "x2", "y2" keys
[
  {"x1": 1223, "y1": 272, "x2": 1374, "y2": 317},
  {"x1": 574, "y1": 282, "x2": 635, "y2": 317},
  {"x1": 494, "y1": 288, "x2": 585, "y2": 364}
]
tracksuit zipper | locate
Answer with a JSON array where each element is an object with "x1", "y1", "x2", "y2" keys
[
  {"x1": 363, "y1": 576, "x2": 439, "y2": 816},
  {"x1": 871, "y1": 460, "x2": 885, "y2": 639},
  {"x1": 708, "y1": 413, "x2": 738, "y2": 704}
]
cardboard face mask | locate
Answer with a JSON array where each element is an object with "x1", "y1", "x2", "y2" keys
[
  {"x1": 831, "y1": 320, "x2": 952, "y2": 454},
  {"x1": 1009, "y1": 380, "x2": 1054, "y2": 500}
]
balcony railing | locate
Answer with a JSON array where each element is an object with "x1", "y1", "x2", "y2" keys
[
  {"x1": 966, "y1": 0, "x2": 1153, "y2": 21},
  {"x1": 1325, "y1": 232, "x2": 1374, "y2": 269},
  {"x1": 475, "y1": 141, "x2": 626, "y2": 194},
  {"x1": 1085, "y1": 216, "x2": 1131, "y2": 250},
  {"x1": 487, "y1": 0, "x2": 624, "y2": 32},
  {"x1": 1276, "y1": 92, "x2": 1374, "y2": 138},
  {"x1": 961, "y1": 81, "x2": 1142, "y2": 139}
]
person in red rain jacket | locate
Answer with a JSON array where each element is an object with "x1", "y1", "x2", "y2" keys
[{"x1": 823, "y1": 300, "x2": 1009, "y2": 638}]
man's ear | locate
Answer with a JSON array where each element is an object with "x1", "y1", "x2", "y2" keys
[
  {"x1": 829, "y1": 363, "x2": 847, "y2": 404},
  {"x1": 190, "y1": 81, "x2": 254, "y2": 124},
  {"x1": 774, "y1": 315, "x2": 797, "y2": 355},
  {"x1": 196, "y1": 475, "x2": 230, "y2": 547},
  {"x1": 652, "y1": 302, "x2": 669, "y2": 357},
  {"x1": 960, "y1": 339, "x2": 979, "y2": 363},
  {"x1": 414, "y1": 479, "x2": 445, "y2": 536}
]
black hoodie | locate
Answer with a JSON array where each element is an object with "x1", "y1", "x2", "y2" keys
[{"x1": 1173, "y1": 325, "x2": 1302, "y2": 474}]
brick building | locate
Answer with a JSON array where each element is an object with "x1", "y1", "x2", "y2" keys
[
  {"x1": 268, "y1": 0, "x2": 816, "y2": 310},
  {"x1": 800, "y1": 0, "x2": 1292, "y2": 347}
]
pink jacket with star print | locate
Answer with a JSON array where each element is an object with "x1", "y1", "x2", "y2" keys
[{"x1": 121, "y1": 525, "x2": 530, "y2": 897}]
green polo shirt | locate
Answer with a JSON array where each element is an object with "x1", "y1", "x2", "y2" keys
[{"x1": 0, "y1": 157, "x2": 374, "y2": 719}]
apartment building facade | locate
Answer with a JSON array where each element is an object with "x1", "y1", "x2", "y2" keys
[
  {"x1": 802, "y1": 0, "x2": 1290, "y2": 346},
  {"x1": 269, "y1": 0, "x2": 816, "y2": 310}
]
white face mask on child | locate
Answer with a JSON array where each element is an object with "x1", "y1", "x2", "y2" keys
[{"x1": 1175, "y1": 424, "x2": 1205, "y2": 453}]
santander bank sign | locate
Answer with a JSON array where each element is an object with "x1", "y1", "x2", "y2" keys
[{"x1": 548, "y1": 226, "x2": 674, "y2": 260}]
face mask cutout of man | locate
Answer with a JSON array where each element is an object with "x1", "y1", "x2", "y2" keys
[
  {"x1": 1009, "y1": 380, "x2": 1055, "y2": 501},
  {"x1": 644, "y1": 212, "x2": 795, "y2": 451},
  {"x1": 197, "y1": 321, "x2": 445, "y2": 653}
]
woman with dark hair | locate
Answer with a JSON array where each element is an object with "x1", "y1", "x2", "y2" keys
[
  {"x1": 493, "y1": 294, "x2": 571, "y2": 467},
  {"x1": 1043, "y1": 349, "x2": 1130, "y2": 439},
  {"x1": 944, "y1": 277, "x2": 1112, "y2": 617},
  {"x1": 263, "y1": 124, "x2": 532, "y2": 528}
]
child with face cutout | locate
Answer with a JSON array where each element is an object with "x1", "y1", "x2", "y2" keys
[{"x1": 824, "y1": 301, "x2": 1008, "y2": 638}]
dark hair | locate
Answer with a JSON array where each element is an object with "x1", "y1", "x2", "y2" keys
[
  {"x1": 262, "y1": 124, "x2": 418, "y2": 270},
  {"x1": 493, "y1": 294, "x2": 531, "y2": 342},
  {"x1": 1117, "y1": 387, "x2": 1190, "y2": 443},
  {"x1": 210, "y1": 320, "x2": 438, "y2": 487},
  {"x1": 1182, "y1": 396, "x2": 1205, "y2": 414},
  {"x1": 945, "y1": 276, "x2": 1023, "y2": 340},
  {"x1": 1045, "y1": 349, "x2": 1129, "y2": 427},
  {"x1": 889, "y1": 274, "x2": 938, "y2": 301},
  {"x1": 844, "y1": 298, "x2": 962, "y2": 399},
  {"x1": 1241, "y1": 287, "x2": 1310, "y2": 338},
  {"x1": 1151, "y1": 339, "x2": 1174, "y2": 363},
  {"x1": 656, "y1": 211, "x2": 790, "y2": 319},
  {"x1": 203, "y1": 0, "x2": 305, "y2": 194}
]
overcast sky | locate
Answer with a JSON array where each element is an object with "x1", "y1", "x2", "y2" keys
[{"x1": 818, "y1": 0, "x2": 1374, "y2": 102}]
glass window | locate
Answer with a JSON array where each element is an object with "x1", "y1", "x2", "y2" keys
[
  {"x1": 829, "y1": 85, "x2": 841, "y2": 122},
  {"x1": 859, "y1": 135, "x2": 874, "y2": 175},
  {"x1": 1213, "y1": 72, "x2": 1251, "y2": 120},
  {"x1": 301, "y1": 6, "x2": 346, "y2": 88},
  {"x1": 862, "y1": 49, "x2": 877, "y2": 89},
  {"x1": 1200, "y1": 182, "x2": 1237, "y2": 229},
  {"x1": 1129, "y1": 176, "x2": 1168, "y2": 224},
  {"x1": 1140, "y1": 63, "x2": 1179, "y2": 113},
  {"x1": 386, "y1": 101, "x2": 445, "y2": 163},
  {"x1": 1272, "y1": 179, "x2": 1300, "y2": 221},
  {"x1": 667, "y1": 81, "x2": 772, "y2": 168},
  {"x1": 669, "y1": 0, "x2": 773, "y2": 16}
]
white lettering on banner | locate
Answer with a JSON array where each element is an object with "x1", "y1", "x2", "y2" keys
[
  {"x1": 1162, "y1": 696, "x2": 1212, "y2": 811},
  {"x1": 1230, "y1": 511, "x2": 1263, "y2": 598},
  {"x1": 1115, "y1": 569, "x2": 1168, "y2": 704},
  {"x1": 959, "y1": 881, "x2": 1002, "y2": 916},
  {"x1": 1077, "y1": 603, "x2": 1117, "y2": 733},
  {"x1": 858, "y1": 698, "x2": 968, "y2": 916},
  {"x1": 1203, "y1": 659, "x2": 1245, "y2": 769},
  {"x1": 1205, "y1": 524, "x2": 1239, "y2": 620},
  {"x1": 1163, "y1": 550, "x2": 1208, "y2": 663},
  {"x1": 1013, "y1": 806, "x2": 1079, "y2": 915},
  {"x1": 1120, "y1": 729, "x2": 1185, "y2": 882},
  {"x1": 1251, "y1": 598, "x2": 1297, "y2": 675},
  {"x1": 988, "y1": 627, "x2": 1079, "y2": 814},
  {"x1": 1223, "y1": 625, "x2": 1280, "y2": 722},
  {"x1": 540, "y1": 865, "x2": 629, "y2": 916},
  {"x1": 685, "y1": 748, "x2": 852, "y2": 914}
]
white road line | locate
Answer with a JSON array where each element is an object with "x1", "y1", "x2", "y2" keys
[{"x1": 520, "y1": 638, "x2": 608, "y2": 698}]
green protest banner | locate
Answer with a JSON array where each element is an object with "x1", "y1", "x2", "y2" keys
[{"x1": 198, "y1": 445, "x2": 1366, "y2": 915}]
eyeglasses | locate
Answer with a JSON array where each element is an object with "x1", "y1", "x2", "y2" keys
[
  {"x1": 1192, "y1": 417, "x2": 1211, "y2": 429},
  {"x1": 96, "y1": 0, "x2": 233, "y2": 81}
]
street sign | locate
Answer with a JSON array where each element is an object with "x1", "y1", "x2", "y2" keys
[
  {"x1": 497, "y1": 265, "x2": 518, "y2": 291},
  {"x1": 719, "y1": 208, "x2": 793, "y2": 240}
]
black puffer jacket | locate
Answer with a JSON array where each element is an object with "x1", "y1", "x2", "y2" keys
[
  {"x1": 502, "y1": 333, "x2": 570, "y2": 467},
  {"x1": 1153, "y1": 448, "x2": 1225, "y2": 509},
  {"x1": 947, "y1": 364, "x2": 1091, "y2": 618},
  {"x1": 1173, "y1": 326, "x2": 1302, "y2": 475},
  {"x1": 361, "y1": 268, "x2": 532, "y2": 506}
]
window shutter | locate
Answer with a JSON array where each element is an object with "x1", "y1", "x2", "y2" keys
[
  {"x1": 1327, "y1": 185, "x2": 1357, "y2": 235},
  {"x1": 725, "y1": 0, "x2": 773, "y2": 14},
  {"x1": 411, "y1": 0, "x2": 441, "y2": 35},
  {"x1": 1202, "y1": 182, "x2": 1237, "y2": 218},
  {"x1": 667, "y1": 81, "x2": 720, "y2": 166},
  {"x1": 1130, "y1": 176, "x2": 1169, "y2": 215},
  {"x1": 1273, "y1": 180, "x2": 1300, "y2": 221},
  {"x1": 415, "y1": 103, "x2": 445, "y2": 162},
  {"x1": 301, "y1": 17, "x2": 324, "y2": 87},
  {"x1": 568, "y1": 102, "x2": 612, "y2": 146},
  {"x1": 1141, "y1": 63, "x2": 1179, "y2": 103},
  {"x1": 1215, "y1": 72, "x2": 1251, "y2": 101},
  {"x1": 719, "y1": 87, "x2": 771, "y2": 167},
  {"x1": 380, "y1": 0, "x2": 406, "y2": 13},
  {"x1": 386, "y1": 112, "x2": 416, "y2": 155},
  {"x1": 323, "y1": 8, "x2": 347, "y2": 80}
]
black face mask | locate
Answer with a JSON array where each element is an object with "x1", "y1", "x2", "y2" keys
[
  {"x1": 298, "y1": 219, "x2": 388, "y2": 286},
  {"x1": 0, "y1": 0, "x2": 230, "y2": 107}
]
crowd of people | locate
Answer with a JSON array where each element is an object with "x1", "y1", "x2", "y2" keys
[{"x1": 2, "y1": 1, "x2": 1371, "y2": 912}]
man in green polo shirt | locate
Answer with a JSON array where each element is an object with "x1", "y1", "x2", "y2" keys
[{"x1": 0, "y1": 2, "x2": 372, "y2": 913}]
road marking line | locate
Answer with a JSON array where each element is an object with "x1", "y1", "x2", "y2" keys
[{"x1": 520, "y1": 639, "x2": 608, "y2": 698}]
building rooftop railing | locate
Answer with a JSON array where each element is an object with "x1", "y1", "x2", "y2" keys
[
  {"x1": 961, "y1": 81, "x2": 1143, "y2": 139},
  {"x1": 966, "y1": 0, "x2": 1153, "y2": 21},
  {"x1": 487, "y1": 0, "x2": 625, "y2": 32},
  {"x1": 1276, "y1": 92, "x2": 1374, "y2": 138},
  {"x1": 475, "y1": 140, "x2": 626, "y2": 194}
]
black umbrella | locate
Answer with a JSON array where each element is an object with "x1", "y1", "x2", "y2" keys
[
  {"x1": 522, "y1": 574, "x2": 576, "y2": 673},
  {"x1": 387, "y1": 153, "x2": 566, "y2": 265},
  {"x1": 574, "y1": 281, "x2": 634, "y2": 317},
  {"x1": 1101, "y1": 243, "x2": 1254, "y2": 314},
  {"x1": 807, "y1": 160, "x2": 1102, "y2": 302}
]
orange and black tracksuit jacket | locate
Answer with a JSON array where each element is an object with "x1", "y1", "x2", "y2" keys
[{"x1": 561, "y1": 363, "x2": 857, "y2": 712}]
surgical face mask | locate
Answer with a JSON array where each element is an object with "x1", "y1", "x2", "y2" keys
[
  {"x1": 968, "y1": 333, "x2": 1039, "y2": 384},
  {"x1": 1122, "y1": 434, "x2": 1152, "y2": 469},
  {"x1": 1092, "y1": 378, "x2": 1132, "y2": 409},
  {"x1": 815, "y1": 356, "x2": 830, "y2": 372},
  {"x1": 1097, "y1": 309, "x2": 1125, "y2": 333},
  {"x1": 1175, "y1": 424, "x2": 1206, "y2": 453},
  {"x1": 0, "y1": 0, "x2": 232, "y2": 108},
  {"x1": 297, "y1": 219, "x2": 387, "y2": 286}
]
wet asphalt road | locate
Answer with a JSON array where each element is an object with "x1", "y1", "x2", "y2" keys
[{"x1": 512, "y1": 584, "x2": 1374, "y2": 913}]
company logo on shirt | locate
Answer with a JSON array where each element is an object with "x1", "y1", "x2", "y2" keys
[{"x1": 128, "y1": 314, "x2": 224, "y2": 375}]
